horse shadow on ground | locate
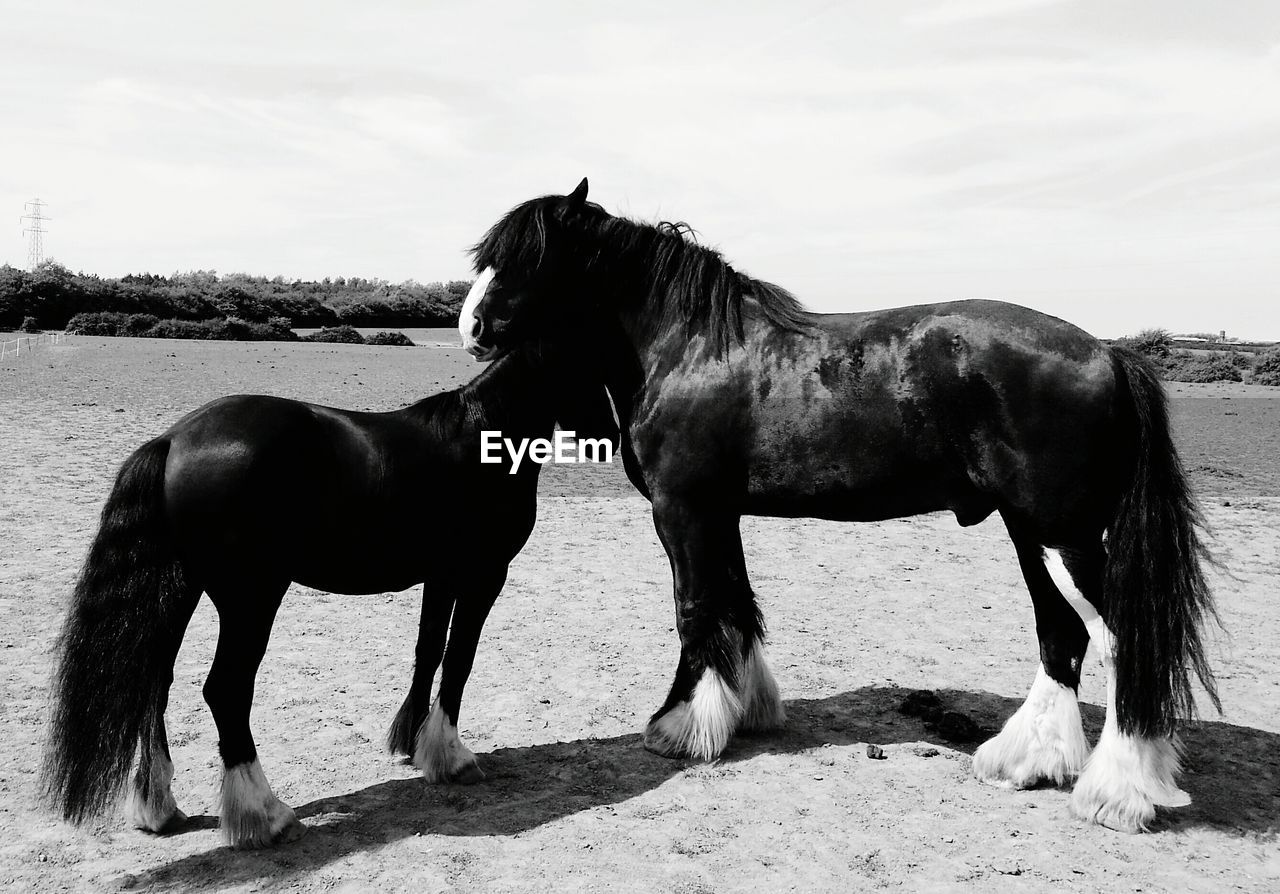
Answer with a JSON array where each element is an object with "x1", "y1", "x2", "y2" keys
[{"x1": 123, "y1": 685, "x2": 1279, "y2": 891}]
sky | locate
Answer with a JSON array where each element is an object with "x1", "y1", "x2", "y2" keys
[{"x1": 3, "y1": 0, "x2": 1279, "y2": 339}]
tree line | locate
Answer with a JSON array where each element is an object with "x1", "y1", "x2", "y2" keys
[
  {"x1": 1117, "y1": 328, "x2": 1280, "y2": 385},
  {"x1": 0, "y1": 262, "x2": 471, "y2": 331}
]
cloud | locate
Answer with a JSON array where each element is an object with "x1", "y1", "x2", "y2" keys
[
  {"x1": 2, "y1": 1, "x2": 1278, "y2": 337},
  {"x1": 904, "y1": 0, "x2": 1076, "y2": 28}
]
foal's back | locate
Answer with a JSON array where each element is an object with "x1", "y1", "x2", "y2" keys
[{"x1": 161, "y1": 391, "x2": 533, "y2": 595}]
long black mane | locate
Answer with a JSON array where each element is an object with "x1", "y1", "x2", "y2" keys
[{"x1": 472, "y1": 195, "x2": 815, "y2": 352}]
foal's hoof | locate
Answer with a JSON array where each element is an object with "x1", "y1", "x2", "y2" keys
[
  {"x1": 447, "y1": 761, "x2": 485, "y2": 785},
  {"x1": 131, "y1": 806, "x2": 189, "y2": 835},
  {"x1": 273, "y1": 816, "x2": 308, "y2": 846},
  {"x1": 228, "y1": 814, "x2": 307, "y2": 850},
  {"x1": 127, "y1": 790, "x2": 188, "y2": 835}
]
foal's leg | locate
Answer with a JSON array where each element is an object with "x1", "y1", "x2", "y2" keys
[
  {"x1": 973, "y1": 534, "x2": 1090, "y2": 788},
  {"x1": 643, "y1": 498, "x2": 767, "y2": 760},
  {"x1": 128, "y1": 588, "x2": 201, "y2": 833},
  {"x1": 415, "y1": 568, "x2": 505, "y2": 784},
  {"x1": 388, "y1": 587, "x2": 455, "y2": 756},
  {"x1": 1048, "y1": 548, "x2": 1191, "y2": 832},
  {"x1": 203, "y1": 582, "x2": 303, "y2": 848}
]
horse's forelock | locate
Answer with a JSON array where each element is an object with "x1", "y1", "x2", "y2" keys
[{"x1": 471, "y1": 197, "x2": 553, "y2": 275}]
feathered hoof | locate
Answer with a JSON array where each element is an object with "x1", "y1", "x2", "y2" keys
[
  {"x1": 127, "y1": 754, "x2": 188, "y2": 833},
  {"x1": 224, "y1": 808, "x2": 306, "y2": 850},
  {"x1": 641, "y1": 720, "x2": 695, "y2": 759},
  {"x1": 414, "y1": 702, "x2": 486, "y2": 785},
  {"x1": 738, "y1": 640, "x2": 786, "y2": 734},
  {"x1": 1070, "y1": 784, "x2": 1156, "y2": 834},
  {"x1": 641, "y1": 669, "x2": 741, "y2": 761},
  {"x1": 429, "y1": 759, "x2": 484, "y2": 786},
  {"x1": 419, "y1": 748, "x2": 485, "y2": 784},
  {"x1": 971, "y1": 731, "x2": 1086, "y2": 790},
  {"x1": 127, "y1": 793, "x2": 188, "y2": 835},
  {"x1": 1068, "y1": 734, "x2": 1189, "y2": 834},
  {"x1": 221, "y1": 759, "x2": 305, "y2": 849}
]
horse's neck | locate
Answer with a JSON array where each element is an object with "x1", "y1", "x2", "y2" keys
[
  {"x1": 460, "y1": 351, "x2": 558, "y2": 437},
  {"x1": 587, "y1": 235, "x2": 736, "y2": 382}
]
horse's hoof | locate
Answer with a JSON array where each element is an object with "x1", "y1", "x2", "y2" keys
[
  {"x1": 127, "y1": 789, "x2": 189, "y2": 835},
  {"x1": 449, "y1": 761, "x2": 485, "y2": 785},
  {"x1": 273, "y1": 816, "x2": 308, "y2": 845},
  {"x1": 229, "y1": 815, "x2": 307, "y2": 850},
  {"x1": 132, "y1": 807, "x2": 189, "y2": 835},
  {"x1": 155, "y1": 808, "x2": 190, "y2": 834},
  {"x1": 1069, "y1": 778, "x2": 1157, "y2": 834},
  {"x1": 641, "y1": 724, "x2": 691, "y2": 759}
]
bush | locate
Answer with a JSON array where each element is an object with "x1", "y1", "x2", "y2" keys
[
  {"x1": 1253, "y1": 348, "x2": 1280, "y2": 386},
  {"x1": 64, "y1": 311, "x2": 297, "y2": 342},
  {"x1": 366, "y1": 330, "x2": 415, "y2": 346},
  {"x1": 66, "y1": 311, "x2": 133, "y2": 335},
  {"x1": 302, "y1": 324, "x2": 365, "y2": 345},
  {"x1": 249, "y1": 318, "x2": 298, "y2": 341},
  {"x1": 121, "y1": 313, "x2": 159, "y2": 336},
  {"x1": 145, "y1": 318, "x2": 215, "y2": 340},
  {"x1": 1119, "y1": 327, "x2": 1174, "y2": 359},
  {"x1": 1162, "y1": 351, "x2": 1242, "y2": 383},
  {"x1": 19, "y1": 315, "x2": 41, "y2": 333}
]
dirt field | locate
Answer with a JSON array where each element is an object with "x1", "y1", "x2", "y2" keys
[{"x1": 2, "y1": 334, "x2": 1277, "y2": 893}]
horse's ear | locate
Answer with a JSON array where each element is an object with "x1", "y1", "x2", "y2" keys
[{"x1": 566, "y1": 177, "x2": 589, "y2": 209}]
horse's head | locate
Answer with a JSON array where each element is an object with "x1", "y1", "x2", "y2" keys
[{"x1": 459, "y1": 178, "x2": 603, "y2": 360}]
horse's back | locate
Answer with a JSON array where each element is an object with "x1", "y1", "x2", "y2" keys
[
  {"x1": 728, "y1": 299, "x2": 1124, "y2": 529},
  {"x1": 814, "y1": 299, "x2": 1105, "y2": 364}
]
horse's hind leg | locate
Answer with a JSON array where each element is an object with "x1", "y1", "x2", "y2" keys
[
  {"x1": 388, "y1": 587, "x2": 455, "y2": 757},
  {"x1": 203, "y1": 581, "x2": 303, "y2": 848},
  {"x1": 1047, "y1": 548, "x2": 1191, "y2": 832},
  {"x1": 127, "y1": 587, "x2": 200, "y2": 833},
  {"x1": 415, "y1": 568, "x2": 505, "y2": 784},
  {"x1": 973, "y1": 530, "x2": 1091, "y2": 789},
  {"x1": 643, "y1": 498, "x2": 773, "y2": 760}
]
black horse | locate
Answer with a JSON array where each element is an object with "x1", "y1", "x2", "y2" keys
[
  {"x1": 42, "y1": 340, "x2": 617, "y2": 848},
  {"x1": 457, "y1": 179, "x2": 1220, "y2": 833}
]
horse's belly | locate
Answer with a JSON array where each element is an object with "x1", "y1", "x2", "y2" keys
[
  {"x1": 743, "y1": 451, "x2": 994, "y2": 524},
  {"x1": 287, "y1": 525, "x2": 435, "y2": 594},
  {"x1": 744, "y1": 473, "x2": 952, "y2": 521},
  {"x1": 292, "y1": 563, "x2": 423, "y2": 596}
]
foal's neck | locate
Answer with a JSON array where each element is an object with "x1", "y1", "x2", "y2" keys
[{"x1": 458, "y1": 348, "x2": 559, "y2": 436}]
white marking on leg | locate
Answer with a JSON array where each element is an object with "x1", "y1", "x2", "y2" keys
[
  {"x1": 127, "y1": 752, "x2": 186, "y2": 832},
  {"x1": 414, "y1": 700, "x2": 482, "y2": 783},
  {"x1": 644, "y1": 668, "x2": 743, "y2": 761},
  {"x1": 739, "y1": 638, "x2": 786, "y2": 732},
  {"x1": 973, "y1": 665, "x2": 1089, "y2": 788},
  {"x1": 1043, "y1": 549, "x2": 1098, "y2": 624},
  {"x1": 1049, "y1": 549, "x2": 1191, "y2": 832},
  {"x1": 458, "y1": 267, "x2": 495, "y2": 353},
  {"x1": 220, "y1": 758, "x2": 300, "y2": 848}
]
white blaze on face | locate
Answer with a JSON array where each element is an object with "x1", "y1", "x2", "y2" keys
[{"x1": 458, "y1": 267, "x2": 496, "y2": 354}]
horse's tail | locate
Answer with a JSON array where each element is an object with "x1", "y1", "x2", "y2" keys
[
  {"x1": 41, "y1": 437, "x2": 192, "y2": 824},
  {"x1": 1105, "y1": 347, "x2": 1220, "y2": 737}
]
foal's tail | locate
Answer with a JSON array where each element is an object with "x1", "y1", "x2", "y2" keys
[
  {"x1": 41, "y1": 437, "x2": 193, "y2": 824},
  {"x1": 1105, "y1": 347, "x2": 1220, "y2": 738}
]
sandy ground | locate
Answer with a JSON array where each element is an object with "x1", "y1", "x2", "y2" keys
[{"x1": 1, "y1": 334, "x2": 1277, "y2": 893}]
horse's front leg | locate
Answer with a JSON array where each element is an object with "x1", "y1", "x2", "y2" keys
[
  {"x1": 643, "y1": 496, "x2": 783, "y2": 761},
  {"x1": 387, "y1": 586, "x2": 455, "y2": 757},
  {"x1": 413, "y1": 566, "x2": 507, "y2": 784}
]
